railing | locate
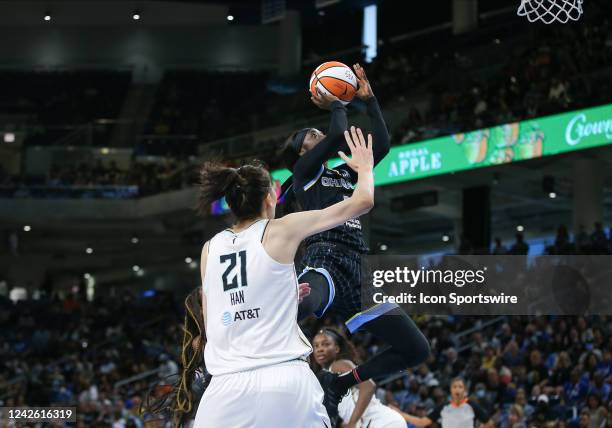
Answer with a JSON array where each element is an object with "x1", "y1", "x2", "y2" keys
[
  {"x1": 452, "y1": 316, "x2": 507, "y2": 353},
  {"x1": 377, "y1": 316, "x2": 508, "y2": 388},
  {"x1": 114, "y1": 368, "x2": 163, "y2": 392}
]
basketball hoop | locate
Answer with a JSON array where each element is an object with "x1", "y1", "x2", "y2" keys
[{"x1": 517, "y1": 0, "x2": 583, "y2": 24}]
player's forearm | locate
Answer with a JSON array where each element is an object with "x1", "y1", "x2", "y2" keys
[
  {"x1": 352, "y1": 168, "x2": 374, "y2": 213},
  {"x1": 348, "y1": 381, "x2": 376, "y2": 424},
  {"x1": 289, "y1": 176, "x2": 373, "y2": 241},
  {"x1": 327, "y1": 101, "x2": 348, "y2": 141},
  {"x1": 398, "y1": 412, "x2": 431, "y2": 427},
  {"x1": 366, "y1": 97, "x2": 390, "y2": 165}
]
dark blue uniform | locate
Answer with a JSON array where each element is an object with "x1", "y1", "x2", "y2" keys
[{"x1": 284, "y1": 97, "x2": 389, "y2": 321}]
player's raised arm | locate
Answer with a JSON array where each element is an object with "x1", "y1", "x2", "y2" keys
[
  {"x1": 266, "y1": 126, "x2": 374, "y2": 262},
  {"x1": 353, "y1": 63, "x2": 390, "y2": 165}
]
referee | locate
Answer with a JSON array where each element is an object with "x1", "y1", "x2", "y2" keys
[{"x1": 399, "y1": 378, "x2": 492, "y2": 428}]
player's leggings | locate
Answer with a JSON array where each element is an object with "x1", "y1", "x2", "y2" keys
[{"x1": 298, "y1": 244, "x2": 430, "y2": 377}]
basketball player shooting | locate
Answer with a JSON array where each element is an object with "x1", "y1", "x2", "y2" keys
[
  {"x1": 279, "y1": 63, "x2": 430, "y2": 423},
  {"x1": 194, "y1": 127, "x2": 375, "y2": 427}
]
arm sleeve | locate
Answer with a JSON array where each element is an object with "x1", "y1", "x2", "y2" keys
[
  {"x1": 292, "y1": 101, "x2": 347, "y2": 185},
  {"x1": 427, "y1": 406, "x2": 442, "y2": 423},
  {"x1": 366, "y1": 96, "x2": 391, "y2": 166},
  {"x1": 334, "y1": 96, "x2": 390, "y2": 183},
  {"x1": 468, "y1": 399, "x2": 490, "y2": 423}
]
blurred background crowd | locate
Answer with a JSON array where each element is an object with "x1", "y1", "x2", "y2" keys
[
  {"x1": 1, "y1": 0, "x2": 612, "y2": 427},
  {"x1": 1, "y1": 287, "x2": 609, "y2": 427}
]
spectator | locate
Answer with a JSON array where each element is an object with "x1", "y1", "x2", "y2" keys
[
  {"x1": 585, "y1": 393, "x2": 607, "y2": 428},
  {"x1": 590, "y1": 222, "x2": 607, "y2": 253},
  {"x1": 492, "y1": 237, "x2": 507, "y2": 255},
  {"x1": 501, "y1": 403, "x2": 527, "y2": 428},
  {"x1": 576, "y1": 224, "x2": 590, "y2": 253},
  {"x1": 510, "y1": 233, "x2": 529, "y2": 255}
]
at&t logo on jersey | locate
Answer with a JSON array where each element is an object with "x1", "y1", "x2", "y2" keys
[
  {"x1": 221, "y1": 308, "x2": 261, "y2": 326},
  {"x1": 221, "y1": 311, "x2": 233, "y2": 326}
]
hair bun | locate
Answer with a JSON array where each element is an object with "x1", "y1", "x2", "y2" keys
[{"x1": 234, "y1": 168, "x2": 248, "y2": 190}]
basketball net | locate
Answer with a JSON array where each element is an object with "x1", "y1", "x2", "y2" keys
[{"x1": 517, "y1": 0, "x2": 583, "y2": 24}]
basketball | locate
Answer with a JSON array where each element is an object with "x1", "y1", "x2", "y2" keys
[{"x1": 309, "y1": 61, "x2": 358, "y2": 105}]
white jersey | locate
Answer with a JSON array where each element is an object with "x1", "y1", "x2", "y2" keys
[
  {"x1": 203, "y1": 219, "x2": 312, "y2": 376},
  {"x1": 338, "y1": 387, "x2": 405, "y2": 428}
]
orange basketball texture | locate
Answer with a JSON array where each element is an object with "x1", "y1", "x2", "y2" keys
[{"x1": 310, "y1": 61, "x2": 358, "y2": 105}]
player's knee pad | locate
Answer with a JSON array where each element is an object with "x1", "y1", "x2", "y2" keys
[{"x1": 297, "y1": 268, "x2": 335, "y2": 318}]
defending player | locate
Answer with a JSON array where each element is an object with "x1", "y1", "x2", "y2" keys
[
  {"x1": 193, "y1": 127, "x2": 375, "y2": 427},
  {"x1": 278, "y1": 64, "x2": 430, "y2": 422},
  {"x1": 313, "y1": 328, "x2": 407, "y2": 428}
]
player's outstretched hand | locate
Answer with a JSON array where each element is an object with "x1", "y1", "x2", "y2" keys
[
  {"x1": 311, "y1": 88, "x2": 340, "y2": 110},
  {"x1": 338, "y1": 126, "x2": 374, "y2": 174},
  {"x1": 353, "y1": 63, "x2": 374, "y2": 100}
]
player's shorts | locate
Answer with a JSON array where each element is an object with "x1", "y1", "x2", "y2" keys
[
  {"x1": 299, "y1": 242, "x2": 367, "y2": 322},
  {"x1": 194, "y1": 359, "x2": 331, "y2": 428},
  {"x1": 339, "y1": 391, "x2": 406, "y2": 428}
]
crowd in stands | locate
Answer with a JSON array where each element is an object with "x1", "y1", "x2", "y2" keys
[
  {"x1": 0, "y1": 159, "x2": 196, "y2": 199},
  {"x1": 46, "y1": 159, "x2": 193, "y2": 197},
  {"x1": 303, "y1": 314, "x2": 611, "y2": 428},
  {"x1": 1, "y1": 11, "x2": 610, "y2": 196},
  {"x1": 0, "y1": 223, "x2": 610, "y2": 427},
  {"x1": 0, "y1": 290, "x2": 181, "y2": 428},
  {"x1": 145, "y1": 12, "x2": 611, "y2": 151},
  {"x1": 1, "y1": 284, "x2": 609, "y2": 427},
  {"x1": 392, "y1": 17, "x2": 612, "y2": 144},
  {"x1": 146, "y1": 71, "x2": 276, "y2": 141},
  {"x1": 0, "y1": 70, "x2": 131, "y2": 147},
  {"x1": 547, "y1": 223, "x2": 612, "y2": 255},
  {"x1": 487, "y1": 222, "x2": 612, "y2": 257}
]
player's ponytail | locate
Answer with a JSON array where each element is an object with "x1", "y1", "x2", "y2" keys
[
  {"x1": 140, "y1": 288, "x2": 206, "y2": 427},
  {"x1": 198, "y1": 161, "x2": 272, "y2": 220}
]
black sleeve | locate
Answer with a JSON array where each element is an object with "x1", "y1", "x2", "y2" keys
[
  {"x1": 293, "y1": 101, "x2": 347, "y2": 186},
  {"x1": 427, "y1": 405, "x2": 442, "y2": 424},
  {"x1": 334, "y1": 96, "x2": 390, "y2": 183},
  {"x1": 365, "y1": 96, "x2": 391, "y2": 166},
  {"x1": 468, "y1": 399, "x2": 490, "y2": 423}
]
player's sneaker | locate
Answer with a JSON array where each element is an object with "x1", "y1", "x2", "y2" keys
[{"x1": 316, "y1": 370, "x2": 347, "y2": 426}]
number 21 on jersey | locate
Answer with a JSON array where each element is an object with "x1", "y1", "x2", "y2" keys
[{"x1": 220, "y1": 250, "x2": 247, "y2": 292}]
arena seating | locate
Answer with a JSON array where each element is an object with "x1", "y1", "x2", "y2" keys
[
  {"x1": 2, "y1": 285, "x2": 609, "y2": 426},
  {"x1": 0, "y1": 70, "x2": 131, "y2": 147}
]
